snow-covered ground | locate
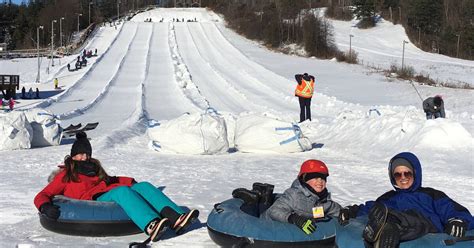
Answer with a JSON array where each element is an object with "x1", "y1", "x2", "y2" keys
[{"x1": 0, "y1": 8, "x2": 472, "y2": 247}]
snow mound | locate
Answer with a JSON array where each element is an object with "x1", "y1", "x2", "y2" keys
[
  {"x1": 412, "y1": 119, "x2": 472, "y2": 150},
  {"x1": 23, "y1": 108, "x2": 62, "y2": 147},
  {"x1": 234, "y1": 114, "x2": 312, "y2": 153},
  {"x1": 0, "y1": 111, "x2": 32, "y2": 151},
  {"x1": 148, "y1": 109, "x2": 229, "y2": 155},
  {"x1": 314, "y1": 108, "x2": 472, "y2": 155}
]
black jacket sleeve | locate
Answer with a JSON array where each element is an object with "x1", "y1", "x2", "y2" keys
[{"x1": 295, "y1": 74, "x2": 303, "y2": 85}]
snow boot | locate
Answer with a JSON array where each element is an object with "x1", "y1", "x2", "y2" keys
[
  {"x1": 252, "y1": 182, "x2": 275, "y2": 207},
  {"x1": 232, "y1": 188, "x2": 260, "y2": 205},
  {"x1": 146, "y1": 218, "x2": 170, "y2": 242},
  {"x1": 173, "y1": 209, "x2": 200, "y2": 235},
  {"x1": 374, "y1": 222, "x2": 400, "y2": 248},
  {"x1": 363, "y1": 202, "x2": 389, "y2": 243}
]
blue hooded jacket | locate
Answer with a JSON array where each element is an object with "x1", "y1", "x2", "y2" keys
[{"x1": 357, "y1": 152, "x2": 474, "y2": 232}]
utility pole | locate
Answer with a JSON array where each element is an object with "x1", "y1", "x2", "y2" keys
[
  {"x1": 89, "y1": 2, "x2": 93, "y2": 25},
  {"x1": 417, "y1": 27, "x2": 421, "y2": 45},
  {"x1": 59, "y1": 17, "x2": 64, "y2": 48},
  {"x1": 36, "y1": 25, "x2": 43, "y2": 84},
  {"x1": 456, "y1": 34, "x2": 460, "y2": 58},
  {"x1": 117, "y1": 0, "x2": 120, "y2": 20},
  {"x1": 77, "y1": 13, "x2": 82, "y2": 33},
  {"x1": 51, "y1": 19, "x2": 57, "y2": 67},
  {"x1": 349, "y1": 34, "x2": 354, "y2": 60},
  {"x1": 398, "y1": 7, "x2": 402, "y2": 23},
  {"x1": 402, "y1": 40, "x2": 408, "y2": 70}
]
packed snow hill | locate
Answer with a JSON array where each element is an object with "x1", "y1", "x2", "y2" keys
[{"x1": 0, "y1": 7, "x2": 473, "y2": 247}]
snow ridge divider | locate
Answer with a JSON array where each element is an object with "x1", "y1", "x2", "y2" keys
[
  {"x1": 56, "y1": 23, "x2": 140, "y2": 120},
  {"x1": 96, "y1": 23, "x2": 154, "y2": 150},
  {"x1": 184, "y1": 23, "x2": 258, "y2": 111},
  {"x1": 168, "y1": 22, "x2": 210, "y2": 111},
  {"x1": 201, "y1": 22, "x2": 293, "y2": 106},
  {"x1": 35, "y1": 23, "x2": 127, "y2": 110}
]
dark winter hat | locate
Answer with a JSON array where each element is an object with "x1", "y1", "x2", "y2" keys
[
  {"x1": 390, "y1": 157, "x2": 413, "y2": 174},
  {"x1": 70, "y1": 131, "x2": 92, "y2": 157},
  {"x1": 303, "y1": 172, "x2": 328, "y2": 182}
]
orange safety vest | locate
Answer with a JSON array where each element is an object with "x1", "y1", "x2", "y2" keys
[{"x1": 295, "y1": 78, "x2": 314, "y2": 98}]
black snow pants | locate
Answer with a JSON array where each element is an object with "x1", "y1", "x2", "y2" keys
[
  {"x1": 298, "y1": 97, "x2": 312, "y2": 123},
  {"x1": 388, "y1": 209, "x2": 438, "y2": 241}
]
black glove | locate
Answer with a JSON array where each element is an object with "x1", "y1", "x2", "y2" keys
[
  {"x1": 339, "y1": 205, "x2": 360, "y2": 225},
  {"x1": 288, "y1": 213, "x2": 317, "y2": 235},
  {"x1": 40, "y1": 202, "x2": 60, "y2": 220},
  {"x1": 106, "y1": 176, "x2": 119, "y2": 185},
  {"x1": 445, "y1": 218, "x2": 467, "y2": 237}
]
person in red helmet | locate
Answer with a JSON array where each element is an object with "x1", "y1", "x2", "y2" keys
[{"x1": 259, "y1": 159, "x2": 342, "y2": 235}]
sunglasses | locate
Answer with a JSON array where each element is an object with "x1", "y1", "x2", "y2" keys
[{"x1": 393, "y1": 171, "x2": 413, "y2": 179}]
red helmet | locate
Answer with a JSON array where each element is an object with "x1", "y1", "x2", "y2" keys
[{"x1": 298, "y1": 159, "x2": 329, "y2": 177}]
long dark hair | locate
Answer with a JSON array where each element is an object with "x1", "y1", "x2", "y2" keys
[{"x1": 62, "y1": 155, "x2": 110, "y2": 183}]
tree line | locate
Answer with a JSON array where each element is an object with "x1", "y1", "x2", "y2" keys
[
  {"x1": 1, "y1": 0, "x2": 472, "y2": 60},
  {"x1": 202, "y1": 0, "x2": 341, "y2": 60},
  {"x1": 326, "y1": 0, "x2": 473, "y2": 60},
  {"x1": 0, "y1": 0, "x2": 158, "y2": 51}
]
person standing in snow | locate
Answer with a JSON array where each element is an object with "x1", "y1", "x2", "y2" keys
[
  {"x1": 233, "y1": 159, "x2": 342, "y2": 235},
  {"x1": 338, "y1": 152, "x2": 474, "y2": 248},
  {"x1": 8, "y1": 98, "x2": 14, "y2": 111},
  {"x1": 28, "y1": 87, "x2": 34, "y2": 99},
  {"x1": 294, "y1": 73, "x2": 315, "y2": 123},
  {"x1": 34, "y1": 131, "x2": 199, "y2": 242},
  {"x1": 21, "y1": 86, "x2": 26, "y2": 99},
  {"x1": 423, "y1": 95, "x2": 445, "y2": 119},
  {"x1": 54, "y1": 78, "x2": 59, "y2": 89}
]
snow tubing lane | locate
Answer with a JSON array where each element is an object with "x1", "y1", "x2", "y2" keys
[
  {"x1": 336, "y1": 216, "x2": 474, "y2": 248},
  {"x1": 39, "y1": 196, "x2": 141, "y2": 236},
  {"x1": 207, "y1": 198, "x2": 336, "y2": 248}
]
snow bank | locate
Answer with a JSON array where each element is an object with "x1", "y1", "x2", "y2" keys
[
  {"x1": 0, "y1": 108, "x2": 62, "y2": 150},
  {"x1": 311, "y1": 107, "x2": 473, "y2": 156},
  {"x1": 23, "y1": 108, "x2": 62, "y2": 147},
  {"x1": 0, "y1": 111, "x2": 32, "y2": 151},
  {"x1": 148, "y1": 109, "x2": 229, "y2": 154},
  {"x1": 234, "y1": 114, "x2": 312, "y2": 153},
  {"x1": 411, "y1": 118, "x2": 472, "y2": 151}
]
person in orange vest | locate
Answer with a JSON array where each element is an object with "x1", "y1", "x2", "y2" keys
[{"x1": 295, "y1": 73, "x2": 315, "y2": 122}]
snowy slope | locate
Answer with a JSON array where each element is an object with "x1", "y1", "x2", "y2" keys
[{"x1": 0, "y1": 8, "x2": 473, "y2": 247}]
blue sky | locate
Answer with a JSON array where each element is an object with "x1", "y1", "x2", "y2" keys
[{"x1": 7, "y1": 0, "x2": 26, "y2": 5}]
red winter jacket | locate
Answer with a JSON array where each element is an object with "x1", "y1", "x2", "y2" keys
[{"x1": 34, "y1": 169, "x2": 135, "y2": 210}]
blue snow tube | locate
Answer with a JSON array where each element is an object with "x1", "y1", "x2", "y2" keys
[
  {"x1": 336, "y1": 216, "x2": 474, "y2": 247},
  {"x1": 207, "y1": 198, "x2": 337, "y2": 248},
  {"x1": 39, "y1": 196, "x2": 141, "y2": 236}
]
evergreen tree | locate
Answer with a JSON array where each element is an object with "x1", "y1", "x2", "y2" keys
[
  {"x1": 352, "y1": 0, "x2": 375, "y2": 28},
  {"x1": 407, "y1": 0, "x2": 443, "y2": 35}
]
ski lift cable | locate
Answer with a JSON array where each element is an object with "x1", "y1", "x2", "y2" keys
[{"x1": 409, "y1": 80, "x2": 424, "y2": 103}]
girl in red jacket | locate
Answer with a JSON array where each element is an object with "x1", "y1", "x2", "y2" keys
[{"x1": 34, "y1": 131, "x2": 199, "y2": 242}]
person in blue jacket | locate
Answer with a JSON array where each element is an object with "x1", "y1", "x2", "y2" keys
[{"x1": 338, "y1": 152, "x2": 474, "y2": 248}]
